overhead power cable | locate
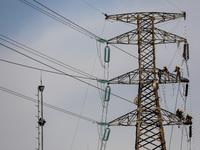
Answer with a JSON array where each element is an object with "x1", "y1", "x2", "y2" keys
[
  {"x1": 80, "y1": 0, "x2": 105, "y2": 15},
  {"x1": 165, "y1": 0, "x2": 183, "y2": 12},
  {"x1": 0, "y1": 42, "x2": 134, "y2": 104},
  {"x1": 110, "y1": 44, "x2": 138, "y2": 59},
  {"x1": 0, "y1": 86, "x2": 98, "y2": 124},
  {"x1": 20, "y1": 0, "x2": 104, "y2": 41},
  {"x1": 0, "y1": 58, "x2": 97, "y2": 80},
  {"x1": 69, "y1": 48, "x2": 98, "y2": 150},
  {"x1": 0, "y1": 34, "x2": 97, "y2": 80},
  {"x1": 19, "y1": 0, "x2": 138, "y2": 59}
]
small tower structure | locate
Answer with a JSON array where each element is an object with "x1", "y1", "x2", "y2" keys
[{"x1": 37, "y1": 79, "x2": 46, "y2": 150}]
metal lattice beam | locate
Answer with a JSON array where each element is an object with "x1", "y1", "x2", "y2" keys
[
  {"x1": 105, "y1": 12, "x2": 185, "y2": 25},
  {"x1": 108, "y1": 28, "x2": 186, "y2": 45},
  {"x1": 109, "y1": 109, "x2": 183, "y2": 126},
  {"x1": 108, "y1": 68, "x2": 189, "y2": 84}
]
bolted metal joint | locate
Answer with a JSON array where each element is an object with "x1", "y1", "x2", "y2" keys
[{"x1": 38, "y1": 118, "x2": 46, "y2": 126}]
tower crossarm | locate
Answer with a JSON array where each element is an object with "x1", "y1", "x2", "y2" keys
[
  {"x1": 109, "y1": 109, "x2": 185, "y2": 126},
  {"x1": 108, "y1": 68, "x2": 139, "y2": 84},
  {"x1": 108, "y1": 68, "x2": 189, "y2": 84},
  {"x1": 105, "y1": 12, "x2": 185, "y2": 25},
  {"x1": 107, "y1": 28, "x2": 186, "y2": 45},
  {"x1": 109, "y1": 110, "x2": 138, "y2": 126}
]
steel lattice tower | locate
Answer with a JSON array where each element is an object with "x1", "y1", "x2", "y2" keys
[{"x1": 105, "y1": 12, "x2": 189, "y2": 150}]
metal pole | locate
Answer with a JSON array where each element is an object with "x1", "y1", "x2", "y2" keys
[
  {"x1": 41, "y1": 88, "x2": 44, "y2": 150},
  {"x1": 37, "y1": 89, "x2": 40, "y2": 150},
  {"x1": 38, "y1": 84, "x2": 45, "y2": 150}
]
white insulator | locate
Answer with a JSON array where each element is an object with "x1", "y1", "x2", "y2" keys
[
  {"x1": 103, "y1": 128, "x2": 111, "y2": 141},
  {"x1": 104, "y1": 46, "x2": 110, "y2": 63},
  {"x1": 104, "y1": 85, "x2": 111, "y2": 101}
]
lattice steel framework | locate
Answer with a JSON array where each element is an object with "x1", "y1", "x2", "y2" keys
[{"x1": 106, "y1": 12, "x2": 187, "y2": 150}]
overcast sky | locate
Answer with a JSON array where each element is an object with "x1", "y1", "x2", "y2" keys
[{"x1": 0, "y1": 0, "x2": 199, "y2": 150}]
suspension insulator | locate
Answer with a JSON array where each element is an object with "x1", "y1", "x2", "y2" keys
[
  {"x1": 104, "y1": 46, "x2": 110, "y2": 63},
  {"x1": 185, "y1": 83, "x2": 188, "y2": 97},
  {"x1": 104, "y1": 85, "x2": 111, "y2": 101},
  {"x1": 189, "y1": 125, "x2": 192, "y2": 138},
  {"x1": 183, "y1": 43, "x2": 186, "y2": 60},
  {"x1": 186, "y1": 43, "x2": 189, "y2": 60},
  {"x1": 183, "y1": 42, "x2": 189, "y2": 60},
  {"x1": 103, "y1": 128, "x2": 111, "y2": 141}
]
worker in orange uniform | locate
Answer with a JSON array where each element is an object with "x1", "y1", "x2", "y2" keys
[
  {"x1": 163, "y1": 66, "x2": 170, "y2": 82},
  {"x1": 174, "y1": 65, "x2": 181, "y2": 81}
]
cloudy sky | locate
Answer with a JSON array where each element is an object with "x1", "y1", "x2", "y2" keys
[{"x1": 0, "y1": 0, "x2": 199, "y2": 150}]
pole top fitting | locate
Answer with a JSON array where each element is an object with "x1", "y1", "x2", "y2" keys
[{"x1": 38, "y1": 85, "x2": 45, "y2": 92}]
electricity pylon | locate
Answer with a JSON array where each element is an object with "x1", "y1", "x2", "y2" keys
[{"x1": 106, "y1": 12, "x2": 189, "y2": 150}]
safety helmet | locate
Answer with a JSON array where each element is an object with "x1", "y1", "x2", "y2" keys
[
  {"x1": 164, "y1": 66, "x2": 166, "y2": 68},
  {"x1": 186, "y1": 114, "x2": 189, "y2": 116},
  {"x1": 181, "y1": 110, "x2": 183, "y2": 113},
  {"x1": 177, "y1": 108, "x2": 179, "y2": 110},
  {"x1": 175, "y1": 65, "x2": 177, "y2": 68}
]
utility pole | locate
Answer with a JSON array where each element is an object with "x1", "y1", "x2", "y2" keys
[
  {"x1": 37, "y1": 80, "x2": 46, "y2": 150},
  {"x1": 105, "y1": 12, "x2": 190, "y2": 149}
]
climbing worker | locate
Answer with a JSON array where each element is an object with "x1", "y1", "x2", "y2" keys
[
  {"x1": 176, "y1": 108, "x2": 180, "y2": 117},
  {"x1": 184, "y1": 114, "x2": 192, "y2": 125},
  {"x1": 176, "y1": 108, "x2": 183, "y2": 120},
  {"x1": 174, "y1": 65, "x2": 181, "y2": 81},
  {"x1": 163, "y1": 66, "x2": 170, "y2": 82}
]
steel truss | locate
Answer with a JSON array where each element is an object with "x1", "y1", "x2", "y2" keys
[
  {"x1": 106, "y1": 12, "x2": 188, "y2": 150},
  {"x1": 109, "y1": 109, "x2": 184, "y2": 126},
  {"x1": 108, "y1": 68, "x2": 189, "y2": 84}
]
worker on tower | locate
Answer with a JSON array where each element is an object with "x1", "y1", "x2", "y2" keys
[
  {"x1": 184, "y1": 114, "x2": 192, "y2": 125},
  {"x1": 176, "y1": 108, "x2": 184, "y2": 120},
  {"x1": 163, "y1": 66, "x2": 170, "y2": 82},
  {"x1": 174, "y1": 65, "x2": 181, "y2": 81}
]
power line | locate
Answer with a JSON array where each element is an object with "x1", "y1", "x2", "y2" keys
[
  {"x1": 0, "y1": 58, "x2": 97, "y2": 80},
  {"x1": 110, "y1": 44, "x2": 138, "y2": 59},
  {"x1": 20, "y1": 0, "x2": 103, "y2": 41},
  {"x1": 80, "y1": 0, "x2": 105, "y2": 15},
  {"x1": 0, "y1": 86, "x2": 98, "y2": 124},
  {"x1": 0, "y1": 34, "x2": 97, "y2": 80},
  {"x1": 70, "y1": 47, "x2": 98, "y2": 150},
  {"x1": 165, "y1": 0, "x2": 183, "y2": 12},
  {"x1": 33, "y1": 0, "x2": 100, "y2": 39},
  {"x1": 19, "y1": 1, "x2": 138, "y2": 60},
  {"x1": 0, "y1": 42, "x2": 134, "y2": 104}
]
